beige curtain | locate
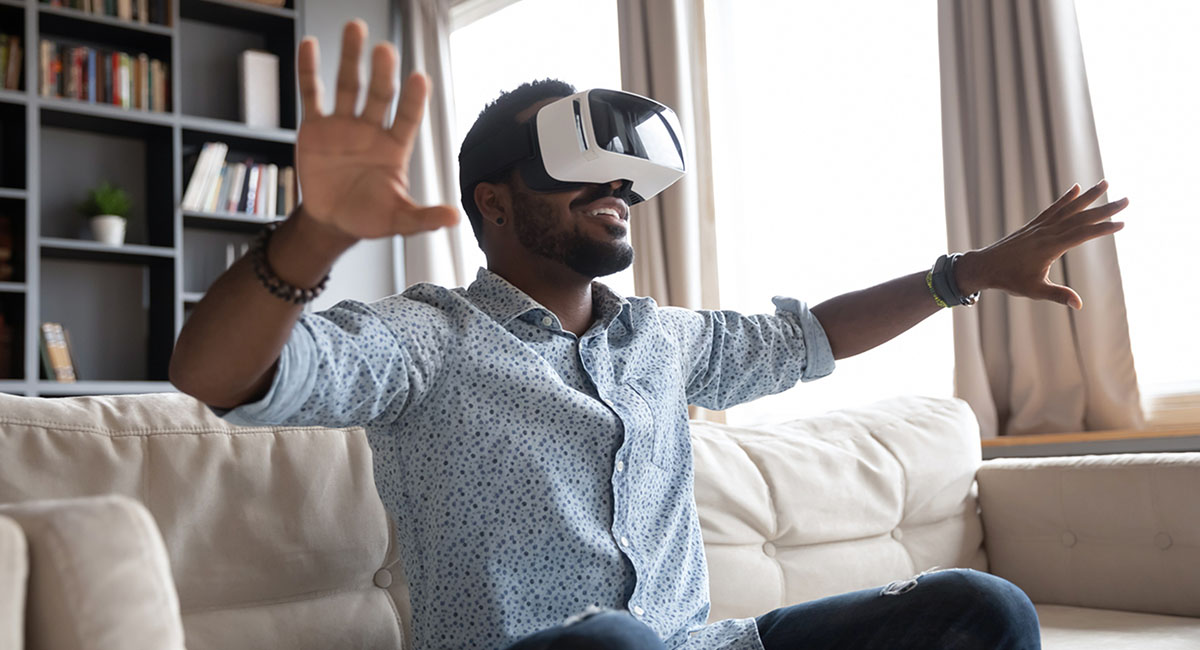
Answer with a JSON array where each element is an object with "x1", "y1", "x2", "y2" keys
[
  {"x1": 616, "y1": 0, "x2": 719, "y2": 311},
  {"x1": 393, "y1": 0, "x2": 470, "y2": 289},
  {"x1": 938, "y1": 0, "x2": 1142, "y2": 438}
]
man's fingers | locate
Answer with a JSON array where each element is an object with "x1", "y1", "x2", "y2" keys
[
  {"x1": 1064, "y1": 220, "x2": 1126, "y2": 248},
  {"x1": 390, "y1": 72, "x2": 430, "y2": 161},
  {"x1": 1055, "y1": 179, "x2": 1109, "y2": 220},
  {"x1": 1036, "y1": 281, "x2": 1083, "y2": 310},
  {"x1": 1062, "y1": 196, "x2": 1129, "y2": 229},
  {"x1": 1032, "y1": 183, "x2": 1081, "y2": 225},
  {"x1": 333, "y1": 20, "x2": 367, "y2": 117},
  {"x1": 298, "y1": 37, "x2": 324, "y2": 119},
  {"x1": 361, "y1": 43, "x2": 398, "y2": 127},
  {"x1": 391, "y1": 203, "x2": 460, "y2": 235}
]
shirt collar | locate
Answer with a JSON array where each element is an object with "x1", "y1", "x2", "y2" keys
[{"x1": 466, "y1": 268, "x2": 633, "y2": 332}]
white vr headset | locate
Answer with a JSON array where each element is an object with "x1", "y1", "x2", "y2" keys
[{"x1": 459, "y1": 89, "x2": 687, "y2": 208}]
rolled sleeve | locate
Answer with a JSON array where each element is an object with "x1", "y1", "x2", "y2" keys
[
  {"x1": 218, "y1": 322, "x2": 320, "y2": 427},
  {"x1": 771, "y1": 296, "x2": 835, "y2": 382}
]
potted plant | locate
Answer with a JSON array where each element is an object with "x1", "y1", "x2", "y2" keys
[{"x1": 78, "y1": 182, "x2": 132, "y2": 246}]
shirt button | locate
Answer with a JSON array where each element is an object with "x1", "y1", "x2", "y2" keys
[
  {"x1": 541, "y1": 316, "x2": 553, "y2": 327},
  {"x1": 632, "y1": 605, "x2": 645, "y2": 617},
  {"x1": 615, "y1": 460, "x2": 625, "y2": 472},
  {"x1": 620, "y1": 536, "x2": 630, "y2": 548}
]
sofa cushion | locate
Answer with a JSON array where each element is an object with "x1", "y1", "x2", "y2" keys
[
  {"x1": 0, "y1": 514, "x2": 26, "y2": 650},
  {"x1": 1036, "y1": 604, "x2": 1200, "y2": 649},
  {"x1": 979, "y1": 453, "x2": 1200, "y2": 618},
  {"x1": 0, "y1": 496, "x2": 184, "y2": 650},
  {"x1": 0, "y1": 392, "x2": 408, "y2": 650},
  {"x1": 691, "y1": 395, "x2": 986, "y2": 620}
]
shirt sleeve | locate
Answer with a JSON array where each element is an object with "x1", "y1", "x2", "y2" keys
[
  {"x1": 219, "y1": 298, "x2": 444, "y2": 429},
  {"x1": 659, "y1": 296, "x2": 835, "y2": 411}
]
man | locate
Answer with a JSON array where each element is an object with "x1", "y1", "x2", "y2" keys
[{"x1": 171, "y1": 21, "x2": 1127, "y2": 650}]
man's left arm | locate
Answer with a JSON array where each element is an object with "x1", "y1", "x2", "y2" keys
[{"x1": 812, "y1": 180, "x2": 1128, "y2": 360}]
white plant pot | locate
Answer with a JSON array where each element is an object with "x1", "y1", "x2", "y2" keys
[{"x1": 90, "y1": 215, "x2": 127, "y2": 246}]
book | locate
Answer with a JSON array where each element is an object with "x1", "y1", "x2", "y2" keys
[
  {"x1": 182, "y1": 142, "x2": 229, "y2": 211},
  {"x1": 243, "y1": 163, "x2": 261, "y2": 215},
  {"x1": 137, "y1": 52, "x2": 148, "y2": 110},
  {"x1": 204, "y1": 164, "x2": 226, "y2": 213},
  {"x1": 224, "y1": 162, "x2": 247, "y2": 213},
  {"x1": 264, "y1": 163, "x2": 278, "y2": 219},
  {"x1": 238, "y1": 50, "x2": 280, "y2": 128},
  {"x1": 39, "y1": 322, "x2": 77, "y2": 383},
  {"x1": 4, "y1": 35, "x2": 21, "y2": 91},
  {"x1": 0, "y1": 36, "x2": 8, "y2": 89},
  {"x1": 281, "y1": 166, "x2": 296, "y2": 216}
]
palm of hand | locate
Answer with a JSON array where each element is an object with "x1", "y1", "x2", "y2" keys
[
  {"x1": 293, "y1": 22, "x2": 457, "y2": 242},
  {"x1": 298, "y1": 116, "x2": 417, "y2": 240}
]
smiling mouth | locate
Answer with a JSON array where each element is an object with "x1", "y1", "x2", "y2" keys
[{"x1": 581, "y1": 206, "x2": 628, "y2": 229}]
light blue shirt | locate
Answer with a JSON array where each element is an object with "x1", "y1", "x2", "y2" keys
[{"x1": 224, "y1": 268, "x2": 834, "y2": 650}]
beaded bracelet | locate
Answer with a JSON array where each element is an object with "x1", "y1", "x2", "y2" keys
[{"x1": 250, "y1": 221, "x2": 330, "y2": 304}]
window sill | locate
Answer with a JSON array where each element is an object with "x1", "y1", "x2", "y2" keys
[{"x1": 981, "y1": 426, "x2": 1200, "y2": 459}]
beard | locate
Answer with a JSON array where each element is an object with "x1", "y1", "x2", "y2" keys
[{"x1": 510, "y1": 187, "x2": 634, "y2": 278}]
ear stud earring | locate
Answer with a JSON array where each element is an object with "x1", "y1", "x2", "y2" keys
[{"x1": 496, "y1": 217, "x2": 505, "y2": 226}]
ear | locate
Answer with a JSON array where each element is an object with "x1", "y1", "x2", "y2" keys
[{"x1": 474, "y1": 181, "x2": 511, "y2": 226}]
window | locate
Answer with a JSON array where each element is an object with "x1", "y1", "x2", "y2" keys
[
  {"x1": 448, "y1": 0, "x2": 636, "y2": 297},
  {"x1": 1075, "y1": 1, "x2": 1200, "y2": 426},
  {"x1": 704, "y1": 0, "x2": 952, "y2": 424}
]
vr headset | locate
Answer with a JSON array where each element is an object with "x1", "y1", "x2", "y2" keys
[{"x1": 459, "y1": 89, "x2": 687, "y2": 210}]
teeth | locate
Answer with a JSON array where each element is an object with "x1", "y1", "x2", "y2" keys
[{"x1": 586, "y1": 208, "x2": 622, "y2": 219}]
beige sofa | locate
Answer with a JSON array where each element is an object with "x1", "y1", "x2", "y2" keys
[{"x1": 0, "y1": 392, "x2": 1197, "y2": 649}]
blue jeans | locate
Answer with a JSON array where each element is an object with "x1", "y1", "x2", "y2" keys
[{"x1": 503, "y1": 570, "x2": 1041, "y2": 649}]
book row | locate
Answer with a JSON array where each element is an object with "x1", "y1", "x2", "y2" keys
[
  {"x1": 39, "y1": 39, "x2": 170, "y2": 112},
  {"x1": 0, "y1": 36, "x2": 23, "y2": 92},
  {"x1": 41, "y1": 0, "x2": 171, "y2": 27},
  {"x1": 183, "y1": 142, "x2": 296, "y2": 218}
]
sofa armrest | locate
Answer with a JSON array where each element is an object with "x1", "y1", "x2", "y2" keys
[
  {"x1": 977, "y1": 452, "x2": 1200, "y2": 617},
  {"x1": 0, "y1": 496, "x2": 185, "y2": 650},
  {"x1": 0, "y1": 515, "x2": 27, "y2": 650}
]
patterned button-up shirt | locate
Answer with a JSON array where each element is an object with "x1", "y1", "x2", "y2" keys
[{"x1": 223, "y1": 268, "x2": 834, "y2": 650}]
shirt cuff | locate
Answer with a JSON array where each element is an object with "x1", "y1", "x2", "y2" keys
[
  {"x1": 217, "y1": 319, "x2": 320, "y2": 426},
  {"x1": 772, "y1": 296, "x2": 835, "y2": 382}
]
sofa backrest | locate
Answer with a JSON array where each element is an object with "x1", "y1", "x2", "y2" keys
[
  {"x1": 0, "y1": 392, "x2": 986, "y2": 647},
  {"x1": 690, "y1": 395, "x2": 987, "y2": 621},
  {"x1": 0, "y1": 392, "x2": 408, "y2": 650}
]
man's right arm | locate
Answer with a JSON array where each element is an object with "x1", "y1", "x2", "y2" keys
[
  {"x1": 168, "y1": 207, "x2": 356, "y2": 409},
  {"x1": 169, "y1": 20, "x2": 457, "y2": 410}
]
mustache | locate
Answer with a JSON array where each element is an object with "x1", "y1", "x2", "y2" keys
[{"x1": 570, "y1": 182, "x2": 628, "y2": 209}]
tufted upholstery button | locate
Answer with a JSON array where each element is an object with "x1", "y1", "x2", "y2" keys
[
  {"x1": 373, "y1": 568, "x2": 393, "y2": 589},
  {"x1": 891, "y1": 528, "x2": 903, "y2": 542},
  {"x1": 1061, "y1": 531, "x2": 1077, "y2": 548},
  {"x1": 1154, "y1": 532, "x2": 1173, "y2": 550},
  {"x1": 762, "y1": 541, "x2": 777, "y2": 558}
]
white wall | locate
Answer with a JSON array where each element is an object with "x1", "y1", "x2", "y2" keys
[{"x1": 303, "y1": 0, "x2": 401, "y2": 310}]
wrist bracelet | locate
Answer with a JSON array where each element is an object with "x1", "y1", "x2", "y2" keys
[
  {"x1": 250, "y1": 221, "x2": 330, "y2": 304},
  {"x1": 928, "y1": 253, "x2": 980, "y2": 308},
  {"x1": 925, "y1": 270, "x2": 950, "y2": 309}
]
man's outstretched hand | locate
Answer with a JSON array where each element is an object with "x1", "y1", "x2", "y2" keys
[
  {"x1": 295, "y1": 20, "x2": 460, "y2": 242},
  {"x1": 956, "y1": 179, "x2": 1129, "y2": 310}
]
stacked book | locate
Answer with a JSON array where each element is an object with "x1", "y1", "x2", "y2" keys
[
  {"x1": 40, "y1": 0, "x2": 171, "y2": 26},
  {"x1": 182, "y1": 142, "x2": 297, "y2": 218},
  {"x1": 39, "y1": 39, "x2": 169, "y2": 112},
  {"x1": 0, "y1": 35, "x2": 22, "y2": 91}
]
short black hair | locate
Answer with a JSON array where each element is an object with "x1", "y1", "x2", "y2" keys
[{"x1": 458, "y1": 78, "x2": 577, "y2": 247}]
